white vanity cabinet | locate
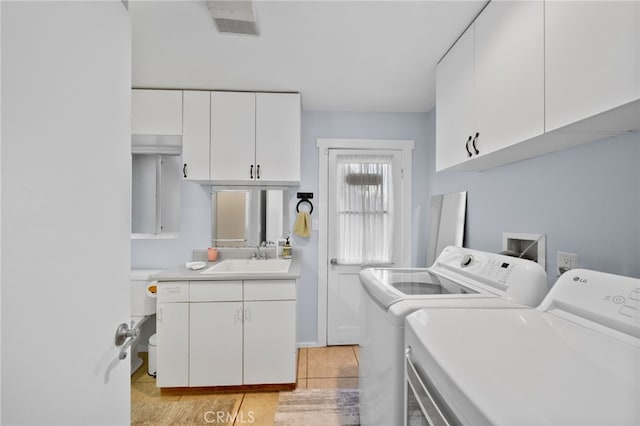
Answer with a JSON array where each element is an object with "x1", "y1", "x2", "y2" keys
[
  {"x1": 436, "y1": 0, "x2": 544, "y2": 171},
  {"x1": 156, "y1": 282, "x2": 189, "y2": 388},
  {"x1": 189, "y1": 281, "x2": 243, "y2": 387},
  {"x1": 132, "y1": 89, "x2": 183, "y2": 136},
  {"x1": 243, "y1": 280, "x2": 297, "y2": 385},
  {"x1": 209, "y1": 91, "x2": 301, "y2": 184},
  {"x1": 156, "y1": 279, "x2": 297, "y2": 388},
  {"x1": 545, "y1": 1, "x2": 640, "y2": 132}
]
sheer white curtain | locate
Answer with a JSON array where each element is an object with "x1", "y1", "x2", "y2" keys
[{"x1": 336, "y1": 154, "x2": 394, "y2": 265}]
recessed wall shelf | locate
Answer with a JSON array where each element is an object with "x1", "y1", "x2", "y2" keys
[{"x1": 502, "y1": 232, "x2": 546, "y2": 270}]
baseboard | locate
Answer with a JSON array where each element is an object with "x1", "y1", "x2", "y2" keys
[{"x1": 296, "y1": 341, "x2": 324, "y2": 348}]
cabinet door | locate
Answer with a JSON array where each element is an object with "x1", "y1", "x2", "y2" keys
[
  {"x1": 474, "y1": 0, "x2": 544, "y2": 156},
  {"x1": 210, "y1": 91, "x2": 256, "y2": 181},
  {"x1": 182, "y1": 91, "x2": 210, "y2": 180},
  {"x1": 435, "y1": 26, "x2": 474, "y2": 171},
  {"x1": 545, "y1": 1, "x2": 640, "y2": 131},
  {"x1": 255, "y1": 93, "x2": 301, "y2": 182},
  {"x1": 132, "y1": 89, "x2": 182, "y2": 135},
  {"x1": 190, "y1": 302, "x2": 243, "y2": 386},
  {"x1": 156, "y1": 302, "x2": 189, "y2": 387},
  {"x1": 244, "y1": 300, "x2": 296, "y2": 385}
]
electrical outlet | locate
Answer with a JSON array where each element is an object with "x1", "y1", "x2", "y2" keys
[{"x1": 557, "y1": 251, "x2": 578, "y2": 276}]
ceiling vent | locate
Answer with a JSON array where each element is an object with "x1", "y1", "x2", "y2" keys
[{"x1": 205, "y1": 1, "x2": 260, "y2": 36}]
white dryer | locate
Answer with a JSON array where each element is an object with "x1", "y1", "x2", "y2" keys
[
  {"x1": 405, "y1": 269, "x2": 640, "y2": 425},
  {"x1": 358, "y1": 246, "x2": 549, "y2": 426}
]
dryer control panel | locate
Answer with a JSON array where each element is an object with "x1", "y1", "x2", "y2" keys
[{"x1": 538, "y1": 269, "x2": 640, "y2": 338}]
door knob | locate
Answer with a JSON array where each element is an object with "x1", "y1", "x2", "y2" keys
[
  {"x1": 114, "y1": 322, "x2": 139, "y2": 346},
  {"x1": 330, "y1": 258, "x2": 338, "y2": 265}
]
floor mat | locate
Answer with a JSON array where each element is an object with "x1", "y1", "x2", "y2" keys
[
  {"x1": 131, "y1": 398, "x2": 238, "y2": 425},
  {"x1": 274, "y1": 388, "x2": 359, "y2": 426}
]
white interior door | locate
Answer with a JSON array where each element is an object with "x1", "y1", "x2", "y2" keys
[
  {"x1": 2, "y1": 3, "x2": 132, "y2": 424},
  {"x1": 327, "y1": 149, "x2": 403, "y2": 345}
]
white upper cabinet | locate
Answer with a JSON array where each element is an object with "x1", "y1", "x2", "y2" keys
[
  {"x1": 435, "y1": 26, "x2": 475, "y2": 171},
  {"x1": 436, "y1": 0, "x2": 639, "y2": 172},
  {"x1": 474, "y1": 0, "x2": 544, "y2": 156},
  {"x1": 436, "y1": 0, "x2": 544, "y2": 172},
  {"x1": 255, "y1": 93, "x2": 301, "y2": 182},
  {"x1": 182, "y1": 91, "x2": 210, "y2": 181},
  {"x1": 545, "y1": 1, "x2": 640, "y2": 132},
  {"x1": 210, "y1": 91, "x2": 257, "y2": 181},
  {"x1": 209, "y1": 91, "x2": 301, "y2": 184},
  {"x1": 132, "y1": 89, "x2": 182, "y2": 135}
]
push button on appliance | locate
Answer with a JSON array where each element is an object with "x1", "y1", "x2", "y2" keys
[{"x1": 612, "y1": 295, "x2": 626, "y2": 304}]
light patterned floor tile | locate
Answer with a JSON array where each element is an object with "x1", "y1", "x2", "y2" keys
[
  {"x1": 296, "y1": 378, "x2": 307, "y2": 390},
  {"x1": 297, "y1": 348, "x2": 308, "y2": 379},
  {"x1": 307, "y1": 346, "x2": 358, "y2": 379}
]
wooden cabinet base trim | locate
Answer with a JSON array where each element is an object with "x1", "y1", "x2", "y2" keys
[{"x1": 160, "y1": 383, "x2": 297, "y2": 395}]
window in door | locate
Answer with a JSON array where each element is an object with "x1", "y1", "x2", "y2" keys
[{"x1": 335, "y1": 153, "x2": 396, "y2": 265}]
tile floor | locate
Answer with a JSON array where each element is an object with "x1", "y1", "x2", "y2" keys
[{"x1": 131, "y1": 346, "x2": 359, "y2": 425}]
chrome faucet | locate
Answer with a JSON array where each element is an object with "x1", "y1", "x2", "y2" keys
[
  {"x1": 258, "y1": 241, "x2": 276, "y2": 259},
  {"x1": 252, "y1": 245, "x2": 265, "y2": 260}
]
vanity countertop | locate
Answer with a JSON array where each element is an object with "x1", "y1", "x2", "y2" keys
[{"x1": 151, "y1": 251, "x2": 301, "y2": 282}]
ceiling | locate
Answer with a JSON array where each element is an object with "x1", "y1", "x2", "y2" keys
[{"x1": 130, "y1": 1, "x2": 487, "y2": 112}]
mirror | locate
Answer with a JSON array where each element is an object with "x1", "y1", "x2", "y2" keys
[
  {"x1": 131, "y1": 153, "x2": 181, "y2": 237},
  {"x1": 427, "y1": 191, "x2": 467, "y2": 266},
  {"x1": 212, "y1": 189, "x2": 288, "y2": 247}
]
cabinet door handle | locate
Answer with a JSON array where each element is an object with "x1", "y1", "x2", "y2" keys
[
  {"x1": 183, "y1": 163, "x2": 187, "y2": 178},
  {"x1": 472, "y1": 132, "x2": 480, "y2": 155},
  {"x1": 256, "y1": 164, "x2": 261, "y2": 179},
  {"x1": 157, "y1": 307, "x2": 163, "y2": 321},
  {"x1": 250, "y1": 164, "x2": 254, "y2": 179},
  {"x1": 244, "y1": 306, "x2": 251, "y2": 321},
  {"x1": 465, "y1": 135, "x2": 473, "y2": 157},
  {"x1": 234, "y1": 307, "x2": 242, "y2": 324}
]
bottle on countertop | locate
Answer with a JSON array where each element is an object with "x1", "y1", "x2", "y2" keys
[{"x1": 282, "y1": 237, "x2": 292, "y2": 259}]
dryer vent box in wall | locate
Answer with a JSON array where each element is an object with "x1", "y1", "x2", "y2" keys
[{"x1": 502, "y1": 232, "x2": 546, "y2": 270}]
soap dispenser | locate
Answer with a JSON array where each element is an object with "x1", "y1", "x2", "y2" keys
[{"x1": 282, "y1": 237, "x2": 292, "y2": 259}]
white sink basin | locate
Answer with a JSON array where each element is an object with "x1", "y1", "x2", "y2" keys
[{"x1": 201, "y1": 258, "x2": 292, "y2": 274}]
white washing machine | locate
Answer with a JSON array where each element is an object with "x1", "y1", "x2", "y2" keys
[
  {"x1": 405, "y1": 269, "x2": 640, "y2": 425},
  {"x1": 358, "y1": 246, "x2": 549, "y2": 426}
]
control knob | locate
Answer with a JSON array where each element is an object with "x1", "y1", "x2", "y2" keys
[{"x1": 461, "y1": 254, "x2": 473, "y2": 267}]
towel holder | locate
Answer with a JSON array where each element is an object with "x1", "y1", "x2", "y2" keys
[{"x1": 296, "y1": 192, "x2": 314, "y2": 215}]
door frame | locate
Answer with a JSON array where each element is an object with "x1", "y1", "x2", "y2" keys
[{"x1": 316, "y1": 138, "x2": 414, "y2": 347}]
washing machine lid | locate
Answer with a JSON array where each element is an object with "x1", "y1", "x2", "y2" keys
[
  {"x1": 360, "y1": 268, "x2": 485, "y2": 309},
  {"x1": 406, "y1": 307, "x2": 640, "y2": 425},
  {"x1": 359, "y1": 246, "x2": 548, "y2": 310}
]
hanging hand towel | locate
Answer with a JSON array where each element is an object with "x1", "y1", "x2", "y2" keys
[{"x1": 293, "y1": 211, "x2": 312, "y2": 238}]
